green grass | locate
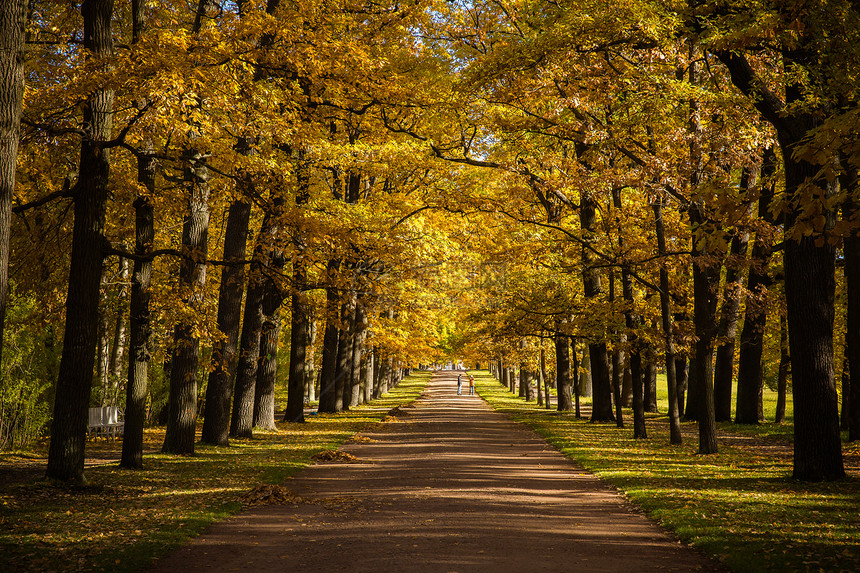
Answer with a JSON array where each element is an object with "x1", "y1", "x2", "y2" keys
[
  {"x1": 0, "y1": 371, "x2": 430, "y2": 572},
  {"x1": 475, "y1": 371, "x2": 860, "y2": 573}
]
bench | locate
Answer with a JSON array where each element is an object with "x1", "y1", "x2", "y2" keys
[{"x1": 87, "y1": 406, "x2": 124, "y2": 438}]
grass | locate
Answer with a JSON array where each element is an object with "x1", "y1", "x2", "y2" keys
[
  {"x1": 0, "y1": 371, "x2": 430, "y2": 573},
  {"x1": 475, "y1": 371, "x2": 860, "y2": 573}
]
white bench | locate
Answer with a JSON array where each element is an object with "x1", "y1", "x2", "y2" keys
[{"x1": 87, "y1": 406, "x2": 124, "y2": 438}]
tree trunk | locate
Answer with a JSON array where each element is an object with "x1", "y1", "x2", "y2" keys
[
  {"x1": 689, "y1": 202, "x2": 719, "y2": 455},
  {"x1": 608, "y1": 269, "x2": 623, "y2": 427},
  {"x1": 579, "y1": 350, "x2": 592, "y2": 398},
  {"x1": 783, "y1": 175, "x2": 842, "y2": 479},
  {"x1": 652, "y1": 196, "x2": 682, "y2": 443},
  {"x1": 350, "y1": 300, "x2": 368, "y2": 407},
  {"x1": 714, "y1": 172, "x2": 755, "y2": 421},
  {"x1": 736, "y1": 151, "x2": 777, "y2": 424},
  {"x1": 120, "y1": 193, "x2": 154, "y2": 468},
  {"x1": 580, "y1": 189, "x2": 613, "y2": 420},
  {"x1": 675, "y1": 355, "x2": 687, "y2": 418},
  {"x1": 162, "y1": 145, "x2": 210, "y2": 455},
  {"x1": 254, "y1": 293, "x2": 280, "y2": 431},
  {"x1": 96, "y1": 271, "x2": 111, "y2": 403},
  {"x1": 108, "y1": 253, "x2": 129, "y2": 404},
  {"x1": 305, "y1": 320, "x2": 317, "y2": 403},
  {"x1": 541, "y1": 344, "x2": 551, "y2": 408},
  {"x1": 47, "y1": 0, "x2": 115, "y2": 481},
  {"x1": 253, "y1": 225, "x2": 284, "y2": 429},
  {"x1": 334, "y1": 297, "x2": 355, "y2": 411},
  {"x1": 0, "y1": 0, "x2": 24, "y2": 388},
  {"x1": 555, "y1": 330, "x2": 573, "y2": 411},
  {"x1": 621, "y1": 261, "x2": 646, "y2": 439},
  {"x1": 775, "y1": 312, "x2": 789, "y2": 424},
  {"x1": 842, "y1": 176, "x2": 860, "y2": 441},
  {"x1": 285, "y1": 281, "x2": 309, "y2": 423},
  {"x1": 317, "y1": 262, "x2": 342, "y2": 413},
  {"x1": 120, "y1": 1, "x2": 152, "y2": 469},
  {"x1": 572, "y1": 339, "x2": 581, "y2": 417},
  {"x1": 230, "y1": 268, "x2": 264, "y2": 438},
  {"x1": 201, "y1": 199, "x2": 250, "y2": 445},
  {"x1": 362, "y1": 344, "x2": 374, "y2": 404},
  {"x1": 645, "y1": 358, "x2": 658, "y2": 414},
  {"x1": 162, "y1": 0, "x2": 218, "y2": 456}
]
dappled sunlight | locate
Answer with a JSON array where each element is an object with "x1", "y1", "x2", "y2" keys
[{"x1": 476, "y1": 373, "x2": 860, "y2": 572}]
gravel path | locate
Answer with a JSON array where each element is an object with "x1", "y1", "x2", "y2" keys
[{"x1": 149, "y1": 371, "x2": 723, "y2": 572}]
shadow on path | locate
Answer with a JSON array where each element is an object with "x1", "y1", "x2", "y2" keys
[{"x1": 150, "y1": 371, "x2": 723, "y2": 572}]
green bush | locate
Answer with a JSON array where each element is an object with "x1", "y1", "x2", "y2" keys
[{"x1": 0, "y1": 291, "x2": 59, "y2": 450}]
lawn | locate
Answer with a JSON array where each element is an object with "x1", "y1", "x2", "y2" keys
[
  {"x1": 476, "y1": 371, "x2": 860, "y2": 573},
  {"x1": 0, "y1": 371, "x2": 430, "y2": 572}
]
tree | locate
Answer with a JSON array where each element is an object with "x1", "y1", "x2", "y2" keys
[
  {"x1": 0, "y1": 0, "x2": 26, "y2": 386},
  {"x1": 708, "y1": 5, "x2": 850, "y2": 479},
  {"x1": 47, "y1": 0, "x2": 116, "y2": 482}
]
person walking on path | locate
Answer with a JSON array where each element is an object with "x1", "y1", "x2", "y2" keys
[
  {"x1": 468, "y1": 374, "x2": 475, "y2": 395},
  {"x1": 457, "y1": 372, "x2": 463, "y2": 395}
]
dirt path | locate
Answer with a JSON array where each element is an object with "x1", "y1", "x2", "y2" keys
[{"x1": 149, "y1": 372, "x2": 723, "y2": 572}]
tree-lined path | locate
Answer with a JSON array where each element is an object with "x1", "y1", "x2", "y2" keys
[{"x1": 150, "y1": 371, "x2": 720, "y2": 572}]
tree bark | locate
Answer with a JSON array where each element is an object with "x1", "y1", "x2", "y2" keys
[
  {"x1": 0, "y1": 0, "x2": 24, "y2": 400},
  {"x1": 285, "y1": 280, "x2": 309, "y2": 422},
  {"x1": 555, "y1": 329, "x2": 573, "y2": 411},
  {"x1": 317, "y1": 260, "x2": 342, "y2": 413},
  {"x1": 714, "y1": 170, "x2": 755, "y2": 421},
  {"x1": 775, "y1": 312, "x2": 789, "y2": 424},
  {"x1": 254, "y1": 283, "x2": 281, "y2": 430},
  {"x1": 201, "y1": 199, "x2": 251, "y2": 445},
  {"x1": 645, "y1": 358, "x2": 658, "y2": 414},
  {"x1": 736, "y1": 150, "x2": 777, "y2": 424},
  {"x1": 120, "y1": 0, "x2": 153, "y2": 469},
  {"x1": 120, "y1": 192, "x2": 154, "y2": 468},
  {"x1": 108, "y1": 254, "x2": 128, "y2": 402},
  {"x1": 47, "y1": 0, "x2": 115, "y2": 481},
  {"x1": 335, "y1": 296, "x2": 355, "y2": 411},
  {"x1": 362, "y1": 344, "x2": 374, "y2": 404},
  {"x1": 608, "y1": 268, "x2": 623, "y2": 427},
  {"x1": 841, "y1": 168, "x2": 860, "y2": 441},
  {"x1": 230, "y1": 264, "x2": 264, "y2": 438},
  {"x1": 675, "y1": 355, "x2": 687, "y2": 418},
  {"x1": 652, "y1": 196, "x2": 682, "y2": 443},
  {"x1": 689, "y1": 202, "x2": 719, "y2": 455},
  {"x1": 580, "y1": 189, "x2": 613, "y2": 421},
  {"x1": 350, "y1": 300, "x2": 368, "y2": 407}
]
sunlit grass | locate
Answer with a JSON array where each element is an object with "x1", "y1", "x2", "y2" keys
[
  {"x1": 475, "y1": 371, "x2": 860, "y2": 573},
  {"x1": 0, "y1": 371, "x2": 430, "y2": 572}
]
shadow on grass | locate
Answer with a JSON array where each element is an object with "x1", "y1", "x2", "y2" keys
[
  {"x1": 0, "y1": 372, "x2": 432, "y2": 573},
  {"x1": 473, "y1": 372, "x2": 860, "y2": 573}
]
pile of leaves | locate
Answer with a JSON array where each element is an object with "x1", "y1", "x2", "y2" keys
[
  {"x1": 241, "y1": 484, "x2": 300, "y2": 506},
  {"x1": 311, "y1": 450, "x2": 359, "y2": 463}
]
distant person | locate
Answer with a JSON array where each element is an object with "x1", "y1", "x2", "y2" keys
[
  {"x1": 468, "y1": 374, "x2": 475, "y2": 395},
  {"x1": 457, "y1": 373, "x2": 463, "y2": 395}
]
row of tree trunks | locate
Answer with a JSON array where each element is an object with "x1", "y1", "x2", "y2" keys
[{"x1": 715, "y1": 37, "x2": 844, "y2": 480}]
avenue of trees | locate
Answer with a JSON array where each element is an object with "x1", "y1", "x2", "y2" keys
[{"x1": 0, "y1": 0, "x2": 857, "y2": 483}]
